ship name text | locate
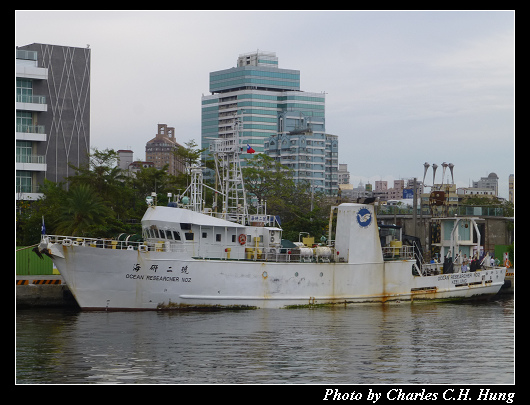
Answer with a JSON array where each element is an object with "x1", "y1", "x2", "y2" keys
[{"x1": 125, "y1": 264, "x2": 191, "y2": 283}]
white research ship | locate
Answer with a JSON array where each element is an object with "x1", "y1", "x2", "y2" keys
[{"x1": 38, "y1": 122, "x2": 506, "y2": 310}]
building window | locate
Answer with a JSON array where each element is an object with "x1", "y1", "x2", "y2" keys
[
  {"x1": 216, "y1": 234, "x2": 222, "y2": 242},
  {"x1": 16, "y1": 141, "x2": 32, "y2": 163},
  {"x1": 16, "y1": 79, "x2": 33, "y2": 102},
  {"x1": 16, "y1": 171, "x2": 32, "y2": 193},
  {"x1": 16, "y1": 111, "x2": 32, "y2": 132}
]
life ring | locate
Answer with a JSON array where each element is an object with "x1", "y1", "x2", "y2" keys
[
  {"x1": 238, "y1": 234, "x2": 247, "y2": 245},
  {"x1": 504, "y1": 258, "x2": 512, "y2": 268}
]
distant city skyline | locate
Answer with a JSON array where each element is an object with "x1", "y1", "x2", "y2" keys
[{"x1": 16, "y1": 10, "x2": 514, "y2": 198}]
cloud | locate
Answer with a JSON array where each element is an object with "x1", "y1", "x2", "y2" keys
[{"x1": 16, "y1": 10, "x2": 514, "y2": 197}]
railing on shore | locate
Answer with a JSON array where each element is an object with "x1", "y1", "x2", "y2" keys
[{"x1": 376, "y1": 204, "x2": 506, "y2": 217}]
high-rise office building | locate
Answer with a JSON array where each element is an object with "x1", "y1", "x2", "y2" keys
[
  {"x1": 16, "y1": 43, "x2": 91, "y2": 200},
  {"x1": 201, "y1": 51, "x2": 336, "y2": 193}
]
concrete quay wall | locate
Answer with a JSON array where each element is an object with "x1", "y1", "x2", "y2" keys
[{"x1": 16, "y1": 275, "x2": 78, "y2": 308}]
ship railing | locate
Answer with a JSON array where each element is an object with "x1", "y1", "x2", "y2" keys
[
  {"x1": 194, "y1": 246, "x2": 339, "y2": 263},
  {"x1": 46, "y1": 235, "x2": 341, "y2": 262},
  {"x1": 47, "y1": 235, "x2": 150, "y2": 250},
  {"x1": 421, "y1": 262, "x2": 443, "y2": 275},
  {"x1": 381, "y1": 245, "x2": 415, "y2": 261}
]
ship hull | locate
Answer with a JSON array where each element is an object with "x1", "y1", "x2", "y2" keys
[{"x1": 50, "y1": 243, "x2": 505, "y2": 310}]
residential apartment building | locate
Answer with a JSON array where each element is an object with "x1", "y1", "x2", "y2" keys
[
  {"x1": 324, "y1": 134, "x2": 339, "y2": 194},
  {"x1": 457, "y1": 187, "x2": 496, "y2": 199},
  {"x1": 339, "y1": 181, "x2": 373, "y2": 201},
  {"x1": 16, "y1": 43, "x2": 91, "y2": 200},
  {"x1": 117, "y1": 150, "x2": 134, "y2": 171},
  {"x1": 472, "y1": 172, "x2": 499, "y2": 196},
  {"x1": 509, "y1": 174, "x2": 514, "y2": 203},
  {"x1": 16, "y1": 48, "x2": 48, "y2": 200},
  {"x1": 145, "y1": 124, "x2": 186, "y2": 176},
  {"x1": 338, "y1": 163, "x2": 350, "y2": 185},
  {"x1": 201, "y1": 51, "x2": 336, "y2": 193},
  {"x1": 373, "y1": 178, "x2": 424, "y2": 201},
  {"x1": 117, "y1": 149, "x2": 155, "y2": 177},
  {"x1": 264, "y1": 128, "x2": 338, "y2": 195},
  {"x1": 373, "y1": 180, "x2": 388, "y2": 200}
]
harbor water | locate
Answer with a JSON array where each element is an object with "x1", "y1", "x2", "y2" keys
[{"x1": 16, "y1": 296, "x2": 514, "y2": 384}]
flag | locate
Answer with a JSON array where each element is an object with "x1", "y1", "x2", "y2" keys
[
  {"x1": 41, "y1": 216, "x2": 46, "y2": 235},
  {"x1": 247, "y1": 144, "x2": 255, "y2": 154}
]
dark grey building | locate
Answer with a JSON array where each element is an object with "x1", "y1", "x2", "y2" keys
[{"x1": 16, "y1": 43, "x2": 90, "y2": 197}]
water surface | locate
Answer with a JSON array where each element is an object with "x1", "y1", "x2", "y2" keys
[{"x1": 16, "y1": 296, "x2": 514, "y2": 384}]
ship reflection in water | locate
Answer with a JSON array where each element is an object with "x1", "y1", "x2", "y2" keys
[{"x1": 16, "y1": 296, "x2": 513, "y2": 384}]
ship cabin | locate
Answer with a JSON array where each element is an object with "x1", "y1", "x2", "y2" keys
[{"x1": 141, "y1": 206, "x2": 283, "y2": 260}]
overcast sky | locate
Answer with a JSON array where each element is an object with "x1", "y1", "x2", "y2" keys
[{"x1": 15, "y1": 10, "x2": 514, "y2": 198}]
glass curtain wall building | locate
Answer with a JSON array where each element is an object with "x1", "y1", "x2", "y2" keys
[{"x1": 201, "y1": 51, "x2": 336, "y2": 195}]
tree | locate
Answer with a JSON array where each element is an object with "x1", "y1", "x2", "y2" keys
[
  {"x1": 68, "y1": 148, "x2": 128, "y2": 213},
  {"x1": 279, "y1": 181, "x2": 331, "y2": 242},
  {"x1": 16, "y1": 180, "x2": 67, "y2": 245},
  {"x1": 242, "y1": 154, "x2": 294, "y2": 205},
  {"x1": 173, "y1": 139, "x2": 206, "y2": 170},
  {"x1": 241, "y1": 155, "x2": 332, "y2": 242},
  {"x1": 55, "y1": 184, "x2": 110, "y2": 236}
]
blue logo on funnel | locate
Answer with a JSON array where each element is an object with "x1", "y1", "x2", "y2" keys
[{"x1": 356, "y1": 208, "x2": 372, "y2": 228}]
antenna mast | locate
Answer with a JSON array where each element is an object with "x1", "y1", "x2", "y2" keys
[{"x1": 210, "y1": 112, "x2": 248, "y2": 224}]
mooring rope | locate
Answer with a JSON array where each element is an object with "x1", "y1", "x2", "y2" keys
[{"x1": 16, "y1": 244, "x2": 39, "y2": 252}]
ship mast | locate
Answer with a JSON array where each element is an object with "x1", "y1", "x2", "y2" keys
[{"x1": 210, "y1": 112, "x2": 248, "y2": 224}]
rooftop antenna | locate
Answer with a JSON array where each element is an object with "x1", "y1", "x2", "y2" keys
[{"x1": 432, "y1": 163, "x2": 438, "y2": 188}]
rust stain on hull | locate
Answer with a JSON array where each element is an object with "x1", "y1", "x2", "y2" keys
[{"x1": 156, "y1": 301, "x2": 258, "y2": 311}]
